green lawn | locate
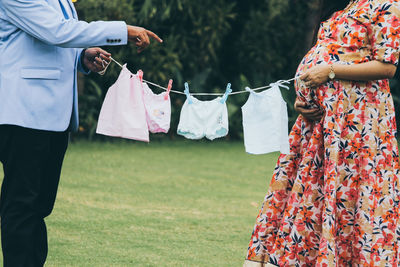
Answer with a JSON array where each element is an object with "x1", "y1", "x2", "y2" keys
[{"x1": 1, "y1": 140, "x2": 279, "y2": 266}]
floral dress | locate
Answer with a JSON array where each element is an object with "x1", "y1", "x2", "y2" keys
[{"x1": 244, "y1": 0, "x2": 400, "y2": 266}]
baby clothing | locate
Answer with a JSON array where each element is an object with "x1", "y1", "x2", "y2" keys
[
  {"x1": 177, "y1": 83, "x2": 231, "y2": 140},
  {"x1": 242, "y1": 84, "x2": 290, "y2": 155},
  {"x1": 97, "y1": 66, "x2": 149, "y2": 142},
  {"x1": 142, "y1": 82, "x2": 171, "y2": 134},
  {"x1": 97, "y1": 66, "x2": 172, "y2": 141},
  {"x1": 96, "y1": 63, "x2": 290, "y2": 150}
]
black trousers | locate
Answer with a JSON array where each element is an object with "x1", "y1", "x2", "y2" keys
[{"x1": 0, "y1": 125, "x2": 69, "y2": 267}]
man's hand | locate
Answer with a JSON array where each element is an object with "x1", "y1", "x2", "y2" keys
[
  {"x1": 83, "y1": 47, "x2": 111, "y2": 73},
  {"x1": 127, "y1": 25, "x2": 163, "y2": 53},
  {"x1": 294, "y1": 98, "x2": 324, "y2": 122}
]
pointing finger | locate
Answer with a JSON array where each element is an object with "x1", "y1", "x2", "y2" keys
[{"x1": 146, "y1": 30, "x2": 163, "y2": 43}]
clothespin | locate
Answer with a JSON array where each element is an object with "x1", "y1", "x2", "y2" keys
[
  {"x1": 137, "y1": 70, "x2": 143, "y2": 83},
  {"x1": 269, "y1": 80, "x2": 290, "y2": 90},
  {"x1": 165, "y1": 79, "x2": 173, "y2": 100},
  {"x1": 220, "y1": 83, "x2": 232, "y2": 103},
  {"x1": 184, "y1": 82, "x2": 193, "y2": 104}
]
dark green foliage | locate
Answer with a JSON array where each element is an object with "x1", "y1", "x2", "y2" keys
[{"x1": 74, "y1": 0, "x2": 400, "y2": 139}]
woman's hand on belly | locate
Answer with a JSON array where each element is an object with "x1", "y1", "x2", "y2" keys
[
  {"x1": 294, "y1": 98, "x2": 324, "y2": 122},
  {"x1": 300, "y1": 65, "x2": 330, "y2": 89}
]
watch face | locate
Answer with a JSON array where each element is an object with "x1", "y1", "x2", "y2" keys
[{"x1": 329, "y1": 72, "x2": 335, "y2": 80}]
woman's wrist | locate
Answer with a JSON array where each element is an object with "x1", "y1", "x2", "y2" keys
[{"x1": 328, "y1": 64, "x2": 336, "y2": 80}]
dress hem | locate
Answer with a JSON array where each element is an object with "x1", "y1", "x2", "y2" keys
[{"x1": 243, "y1": 259, "x2": 278, "y2": 267}]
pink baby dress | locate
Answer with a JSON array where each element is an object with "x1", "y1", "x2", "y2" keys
[
  {"x1": 96, "y1": 65, "x2": 149, "y2": 142},
  {"x1": 142, "y1": 81, "x2": 171, "y2": 134}
]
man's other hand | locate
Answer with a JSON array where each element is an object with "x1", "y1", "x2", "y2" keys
[{"x1": 83, "y1": 47, "x2": 111, "y2": 73}]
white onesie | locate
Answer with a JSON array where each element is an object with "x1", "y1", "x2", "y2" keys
[
  {"x1": 241, "y1": 84, "x2": 290, "y2": 155},
  {"x1": 177, "y1": 83, "x2": 231, "y2": 140}
]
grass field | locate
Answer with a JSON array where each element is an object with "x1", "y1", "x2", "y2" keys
[{"x1": 0, "y1": 140, "x2": 279, "y2": 266}]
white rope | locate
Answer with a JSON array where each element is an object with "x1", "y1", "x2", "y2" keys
[
  {"x1": 110, "y1": 57, "x2": 124, "y2": 68},
  {"x1": 141, "y1": 79, "x2": 186, "y2": 95},
  {"x1": 109, "y1": 57, "x2": 297, "y2": 96}
]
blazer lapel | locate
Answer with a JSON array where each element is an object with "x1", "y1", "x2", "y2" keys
[
  {"x1": 57, "y1": 0, "x2": 78, "y2": 19},
  {"x1": 65, "y1": 0, "x2": 78, "y2": 19}
]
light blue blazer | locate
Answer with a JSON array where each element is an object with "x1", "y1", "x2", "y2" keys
[{"x1": 0, "y1": 0, "x2": 128, "y2": 132}]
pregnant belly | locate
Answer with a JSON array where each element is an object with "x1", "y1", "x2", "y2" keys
[
  {"x1": 294, "y1": 43, "x2": 351, "y2": 109},
  {"x1": 295, "y1": 49, "x2": 328, "y2": 109},
  {"x1": 294, "y1": 44, "x2": 371, "y2": 108}
]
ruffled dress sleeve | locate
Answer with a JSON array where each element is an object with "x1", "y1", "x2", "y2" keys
[{"x1": 370, "y1": 0, "x2": 400, "y2": 65}]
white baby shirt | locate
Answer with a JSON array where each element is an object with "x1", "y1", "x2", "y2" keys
[{"x1": 241, "y1": 84, "x2": 290, "y2": 155}]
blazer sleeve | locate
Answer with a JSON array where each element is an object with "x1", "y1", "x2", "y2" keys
[{"x1": 0, "y1": 0, "x2": 128, "y2": 48}]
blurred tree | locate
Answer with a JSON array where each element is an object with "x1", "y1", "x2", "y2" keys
[
  {"x1": 75, "y1": 0, "x2": 236, "y2": 139},
  {"x1": 217, "y1": 0, "x2": 320, "y2": 138}
]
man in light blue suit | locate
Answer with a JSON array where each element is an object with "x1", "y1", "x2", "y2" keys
[{"x1": 0, "y1": 0, "x2": 162, "y2": 265}]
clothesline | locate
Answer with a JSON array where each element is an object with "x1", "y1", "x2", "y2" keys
[
  {"x1": 108, "y1": 57, "x2": 298, "y2": 96},
  {"x1": 97, "y1": 56, "x2": 292, "y2": 151}
]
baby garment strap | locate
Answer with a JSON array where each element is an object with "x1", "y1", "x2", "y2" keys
[
  {"x1": 137, "y1": 70, "x2": 144, "y2": 83},
  {"x1": 220, "y1": 83, "x2": 232, "y2": 103},
  {"x1": 184, "y1": 82, "x2": 193, "y2": 104},
  {"x1": 269, "y1": 80, "x2": 290, "y2": 90},
  {"x1": 245, "y1": 86, "x2": 256, "y2": 94},
  {"x1": 165, "y1": 79, "x2": 173, "y2": 100}
]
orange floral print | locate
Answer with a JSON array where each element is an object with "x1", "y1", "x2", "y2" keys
[{"x1": 244, "y1": 0, "x2": 400, "y2": 266}]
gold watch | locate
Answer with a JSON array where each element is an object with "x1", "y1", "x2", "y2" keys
[{"x1": 328, "y1": 64, "x2": 336, "y2": 80}]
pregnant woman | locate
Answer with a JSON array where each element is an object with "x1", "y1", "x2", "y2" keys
[{"x1": 244, "y1": 0, "x2": 400, "y2": 266}]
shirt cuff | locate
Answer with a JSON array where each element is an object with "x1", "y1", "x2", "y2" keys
[{"x1": 78, "y1": 48, "x2": 91, "y2": 75}]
